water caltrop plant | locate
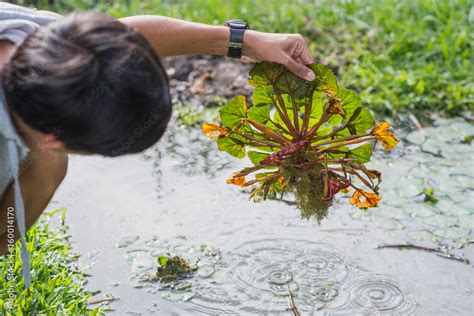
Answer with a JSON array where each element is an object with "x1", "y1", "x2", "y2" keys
[
  {"x1": 202, "y1": 62, "x2": 399, "y2": 221},
  {"x1": 156, "y1": 256, "x2": 197, "y2": 282}
]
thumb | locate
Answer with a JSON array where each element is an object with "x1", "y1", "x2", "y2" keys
[{"x1": 284, "y1": 56, "x2": 315, "y2": 81}]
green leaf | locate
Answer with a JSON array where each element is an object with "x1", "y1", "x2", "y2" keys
[
  {"x1": 248, "y1": 104, "x2": 270, "y2": 124},
  {"x1": 275, "y1": 70, "x2": 313, "y2": 99},
  {"x1": 336, "y1": 88, "x2": 362, "y2": 119},
  {"x1": 283, "y1": 94, "x2": 308, "y2": 108},
  {"x1": 423, "y1": 187, "x2": 439, "y2": 204},
  {"x1": 252, "y1": 87, "x2": 275, "y2": 105},
  {"x1": 248, "y1": 62, "x2": 284, "y2": 88},
  {"x1": 217, "y1": 136, "x2": 246, "y2": 158},
  {"x1": 306, "y1": 92, "x2": 326, "y2": 126},
  {"x1": 346, "y1": 107, "x2": 375, "y2": 135},
  {"x1": 255, "y1": 172, "x2": 283, "y2": 197},
  {"x1": 346, "y1": 143, "x2": 373, "y2": 163},
  {"x1": 308, "y1": 64, "x2": 339, "y2": 96},
  {"x1": 158, "y1": 256, "x2": 169, "y2": 267},
  {"x1": 219, "y1": 95, "x2": 247, "y2": 129},
  {"x1": 247, "y1": 151, "x2": 269, "y2": 165},
  {"x1": 248, "y1": 144, "x2": 279, "y2": 153},
  {"x1": 325, "y1": 146, "x2": 350, "y2": 159}
]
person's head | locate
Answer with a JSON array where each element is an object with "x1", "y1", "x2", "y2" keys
[{"x1": 2, "y1": 12, "x2": 172, "y2": 156}]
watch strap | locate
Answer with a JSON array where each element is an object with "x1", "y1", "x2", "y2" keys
[{"x1": 228, "y1": 28, "x2": 245, "y2": 58}]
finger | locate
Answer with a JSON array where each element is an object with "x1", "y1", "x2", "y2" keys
[
  {"x1": 295, "y1": 56, "x2": 306, "y2": 65},
  {"x1": 299, "y1": 45, "x2": 314, "y2": 65},
  {"x1": 285, "y1": 55, "x2": 315, "y2": 81}
]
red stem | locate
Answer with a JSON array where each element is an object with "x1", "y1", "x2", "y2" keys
[
  {"x1": 244, "y1": 173, "x2": 281, "y2": 186},
  {"x1": 247, "y1": 118, "x2": 291, "y2": 145},
  {"x1": 272, "y1": 86, "x2": 297, "y2": 136},
  {"x1": 316, "y1": 136, "x2": 375, "y2": 155},
  {"x1": 301, "y1": 90, "x2": 314, "y2": 135},
  {"x1": 289, "y1": 93, "x2": 300, "y2": 133},
  {"x1": 305, "y1": 109, "x2": 330, "y2": 139},
  {"x1": 234, "y1": 165, "x2": 267, "y2": 177},
  {"x1": 312, "y1": 133, "x2": 371, "y2": 148},
  {"x1": 234, "y1": 131, "x2": 282, "y2": 148}
]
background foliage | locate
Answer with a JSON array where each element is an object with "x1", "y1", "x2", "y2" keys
[{"x1": 10, "y1": 0, "x2": 473, "y2": 119}]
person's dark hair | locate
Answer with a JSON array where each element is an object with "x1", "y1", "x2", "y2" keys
[{"x1": 2, "y1": 12, "x2": 172, "y2": 156}]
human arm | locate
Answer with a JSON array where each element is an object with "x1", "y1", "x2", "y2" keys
[
  {"x1": 120, "y1": 15, "x2": 316, "y2": 81},
  {"x1": 0, "y1": 150, "x2": 68, "y2": 255}
]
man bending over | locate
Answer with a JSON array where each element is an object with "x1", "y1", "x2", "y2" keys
[{"x1": 0, "y1": 3, "x2": 314, "y2": 283}]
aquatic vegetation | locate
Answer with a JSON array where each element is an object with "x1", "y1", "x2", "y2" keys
[
  {"x1": 0, "y1": 209, "x2": 105, "y2": 315},
  {"x1": 422, "y1": 187, "x2": 439, "y2": 204},
  {"x1": 156, "y1": 256, "x2": 197, "y2": 282},
  {"x1": 203, "y1": 62, "x2": 399, "y2": 221}
]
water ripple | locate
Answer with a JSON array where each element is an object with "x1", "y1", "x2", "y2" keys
[
  {"x1": 335, "y1": 275, "x2": 419, "y2": 315},
  {"x1": 185, "y1": 239, "x2": 357, "y2": 313}
]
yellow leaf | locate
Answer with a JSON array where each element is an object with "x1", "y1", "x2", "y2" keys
[
  {"x1": 201, "y1": 123, "x2": 228, "y2": 139},
  {"x1": 226, "y1": 175, "x2": 246, "y2": 186},
  {"x1": 349, "y1": 189, "x2": 381, "y2": 208},
  {"x1": 329, "y1": 97, "x2": 345, "y2": 115},
  {"x1": 371, "y1": 122, "x2": 399, "y2": 151},
  {"x1": 367, "y1": 169, "x2": 381, "y2": 180}
]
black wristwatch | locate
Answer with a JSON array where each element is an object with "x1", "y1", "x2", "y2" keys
[{"x1": 224, "y1": 19, "x2": 250, "y2": 58}]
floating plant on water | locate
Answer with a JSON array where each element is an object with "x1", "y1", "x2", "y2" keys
[
  {"x1": 202, "y1": 62, "x2": 399, "y2": 221},
  {"x1": 156, "y1": 256, "x2": 197, "y2": 282}
]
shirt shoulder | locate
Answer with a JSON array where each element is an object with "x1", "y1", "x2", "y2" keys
[
  {"x1": 0, "y1": 88, "x2": 29, "y2": 197},
  {"x1": 0, "y1": 3, "x2": 58, "y2": 45}
]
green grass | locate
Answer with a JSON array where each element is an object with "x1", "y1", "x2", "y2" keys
[
  {"x1": 11, "y1": 0, "x2": 474, "y2": 118},
  {"x1": 0, "y1": 209, "x2": 104, "y2": 315}
]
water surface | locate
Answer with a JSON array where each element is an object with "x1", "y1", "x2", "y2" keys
[{"x1": 47, "y1": 117, "x2": 474, "y2": 315}]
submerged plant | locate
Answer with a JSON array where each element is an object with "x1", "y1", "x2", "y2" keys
[{"x1": 202, "y1": 62, "x2": 399, "y2": 221}]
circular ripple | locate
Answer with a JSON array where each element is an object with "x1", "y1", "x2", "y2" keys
[
  {"x1": 296, "y1": 251, "x2": 350, "y2": 283},
  {"x1": 150, "y1": 239, "x2": 418, "y2": 315},
  {"x1": 226, "y1": 238, "x2": 353, "y2": 312},
  {"x1": 342, "y1": 276, "x2": 418, "y2": 314},
  {"x1": 177, "y1": 238, "x2": 355, "y2": 314},
  {"x1": 311, "y1": 283, "x2": 339, "y2": 303},
  {"x1": 267, "y1": 269, "x2": 293, "y2": 285},
  {"x1": 230, "y1": 239, "x2": 352, "y2": 295}
]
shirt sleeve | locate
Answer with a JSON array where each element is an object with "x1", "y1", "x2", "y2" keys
[{"x1": 0, "y1": 3, "x2": 58, "y2": 45}]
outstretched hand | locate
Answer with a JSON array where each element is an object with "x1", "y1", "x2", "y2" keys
[{"x1": 243, "y1": 31, "x2": 315, "y2": 81}]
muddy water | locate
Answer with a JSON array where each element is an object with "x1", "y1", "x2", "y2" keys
[{"x1": 47, "y1": 117, "x2": 474, "y2": 315}]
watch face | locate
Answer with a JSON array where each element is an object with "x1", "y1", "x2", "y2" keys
[{"x1": 228, "y1": 19, "x2": 248, "y2": 29}]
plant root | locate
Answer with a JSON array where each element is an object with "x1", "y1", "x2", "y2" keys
[{"x1": 283, "y1": 166, "x2": 329, "y2": 222}]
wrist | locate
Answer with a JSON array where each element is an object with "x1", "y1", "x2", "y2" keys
[
  {"x1": 242, "y1": 30, "x2": 259, "y2": 60},
  {"x1": 212, "y1": 26, "x2": 232, "y2": 56}
]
